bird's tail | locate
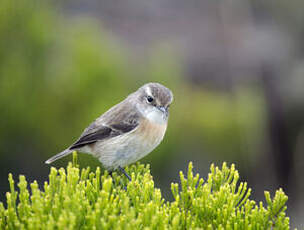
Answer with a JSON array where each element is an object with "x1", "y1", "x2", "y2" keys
[{"x1": 45, "y1": 149, "x2": 73, "y2": 164}]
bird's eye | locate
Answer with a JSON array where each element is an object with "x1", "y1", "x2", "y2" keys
[{"x1": 146, "y1": 96, "x2": 154, "y2": 103}]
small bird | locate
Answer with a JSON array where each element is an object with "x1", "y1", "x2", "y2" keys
[{"x1": 45, "y1": 83, "x2": 173, "y2": 180}]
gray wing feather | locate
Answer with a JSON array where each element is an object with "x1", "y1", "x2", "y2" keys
[{"x1": 69, "y1": 100, "x2": 141, "y2": 150}]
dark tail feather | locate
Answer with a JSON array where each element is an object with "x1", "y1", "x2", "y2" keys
[{"x1": 45, "y1": 149, "x2": 72, "y2": 164}]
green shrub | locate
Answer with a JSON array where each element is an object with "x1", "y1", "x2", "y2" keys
[{"x1": 0, "y1": 153, "x2": 290, "y2": 229}]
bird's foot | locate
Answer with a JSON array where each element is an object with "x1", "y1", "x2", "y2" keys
[
  {"x1": 118, "y1": 166, "x2": 131, "y2": 181},
  {"x1": 107, "y1": 167, "x2": 130, "y2": 191}
]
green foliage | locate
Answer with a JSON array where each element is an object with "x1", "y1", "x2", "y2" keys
[{"x1": 0, "y1": 153, "x2": 290, "y2": 229}]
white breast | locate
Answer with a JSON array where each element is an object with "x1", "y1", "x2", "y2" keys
[{"x1": 121, "y1": 118, "x2": 167, "y2": 167}]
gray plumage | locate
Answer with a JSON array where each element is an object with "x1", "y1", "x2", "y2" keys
[{"x1": 45, "y1": 82, "x2": 173, "y2": 170}]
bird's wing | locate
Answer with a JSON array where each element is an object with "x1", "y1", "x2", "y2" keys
[{"x1": 69, "y1": 100, "x2": 141, "y2": 150}]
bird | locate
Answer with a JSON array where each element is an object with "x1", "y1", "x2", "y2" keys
[{"x1": 45, "y1": 82, "x2": 173, "y2": 180}]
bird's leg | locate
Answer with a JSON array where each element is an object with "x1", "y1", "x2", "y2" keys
[{"x1": 118, "y1": 166, "x2": 131, "y2": 181}]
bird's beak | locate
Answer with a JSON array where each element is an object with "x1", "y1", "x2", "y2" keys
[{"x1": 157, "y1": 106, "x2": 168, "y2": 116}]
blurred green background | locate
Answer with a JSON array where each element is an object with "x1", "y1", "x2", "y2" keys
[{"x1": 1, "y1": 0, "x2": 304, "y2": 228}]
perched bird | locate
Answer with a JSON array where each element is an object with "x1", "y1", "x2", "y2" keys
[{"x1": 45, "y1": 83, "x2": 173, "y2": 180}]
